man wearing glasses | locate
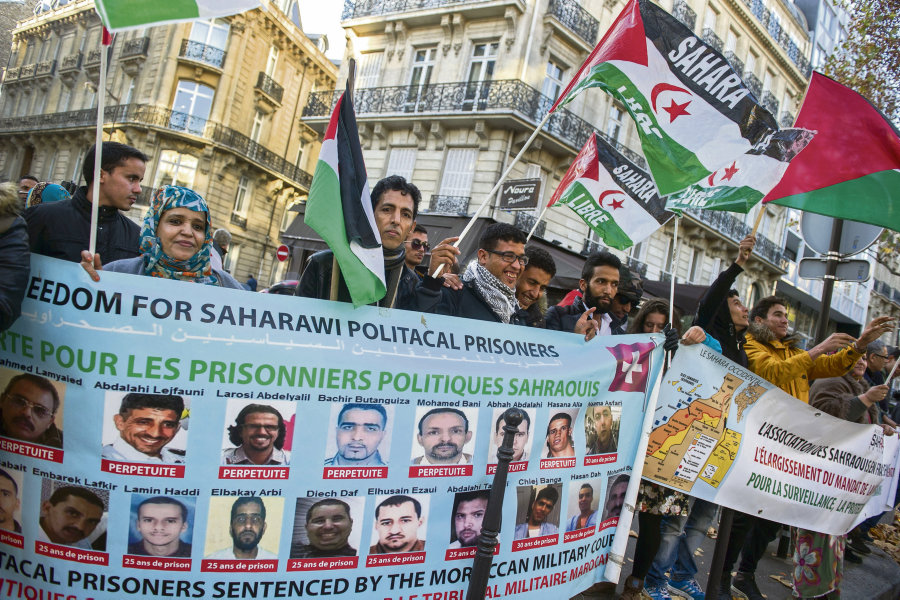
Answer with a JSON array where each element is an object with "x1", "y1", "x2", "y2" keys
[
  {"x1": 207, "y1": 497, "x2": 276, "y2": 560},
  {"x1": 418, "y1": 223, "x2": 528, "y2": 324},
  {"x1": 222, "y1": 404, "x2": 290, "y2": 466},
  {"x1": 0, "y1": 374, "x2": 63, "y2": 448},
  {"x1": 404, "y1": 225, "x2": 430, "y2": 275}
]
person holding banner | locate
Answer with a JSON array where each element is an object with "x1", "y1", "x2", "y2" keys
[
  {"x1": 80, "y1": 185, "x2": 244, "y2": 289},
  {"x1": 513, "y1": 247, "x2": 556, "y2": 328}
]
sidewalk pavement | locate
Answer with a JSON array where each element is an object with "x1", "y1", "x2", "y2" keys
[{"x1": 572, "y1": 517, "x2": 900, "y2": 600}]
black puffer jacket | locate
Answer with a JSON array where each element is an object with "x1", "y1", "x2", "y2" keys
[
  {"x1": 415, "y1": 276, "x2": 525, "y2": 325},
  {"x1": 24, "y1": 186, "x2": 140, "y2": 263},
  {"x1": 0, "y1": 192, "x2": 29, "y2": 331},
  {"x1": 544, "y1": 296, "x2": 591, "y2": 333},
  {"x1": 693, "y1": 262, "x2": 747, "y2": 367},
  {"x1": 296, "y1": 250, "x2": 419, "y2": 309}
]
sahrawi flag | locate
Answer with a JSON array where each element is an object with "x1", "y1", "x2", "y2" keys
[
  {"x1": 764, "y1": 72, "x2": 900, "y2": 231},
  {"x1": 305, "y1": 92, "x2": 385, "y2": 307},
  {"x1": 94, "y1": 0, "x2": 261, "y2": 31},
  {"x1": 548, "y1": 132, "x2": 673, "y2": 250},
  {"x1": 666, "y1": 128, "x2": 815, "y2": 213},
  {"x1": 550, "y1": 0, "x2": 778, "y2": 196}
]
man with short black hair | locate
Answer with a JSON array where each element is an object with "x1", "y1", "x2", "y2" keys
[
  {"x1": 450, "y1": 490, "x2": 489, "y2": 548},
  {"x1": 102, "y1": 393, "x2": 185, "y2": 463},
  {"x1": 17, "y1": 175, "x2": 38, "y2": 204},
  {"x1": 290, "y1": 499, "x2": 356, "y2": 558},
  {"x1": 370, "y1": 495, "x2": 425, "y2": 554},
  {"x1": 325, "y1": 403, "x2": 388, "y2": 466},
  {"x1": 493, "y1": 411, "x2": 530, "y2": 462},
  {"x1": 404, "y1": 224, "x2": 429, "y2": 274},
  {"x1": 25, "y1": 142, "x2": 148, "y2": 263},
  {"x1": 514, "y1": 486, "x2": 559, "y2": 539},
  {"x1": 0, "y1": 468, "x2": 21, "y2": 533},
  {"x1": 39, "y1": 486, "x2": 104, "y2": 549},
  {"x1": 544, "y1": 413, "x2": 575, "y2": 457},
  {"x1": 514, "y1": 247, "x2": 556, "y2": 327},
  {"x1": 0, "y1": 373, "x2": 62, "y2": 447},
  {"x1": 222, "y1": 404, "x2": 289, "y2": 465},
  {"x1": 419, "y1": 222, "x2": 528, "y2": 323},
  {"x1": 609, "y1": 266, "x2": 642, "y2": 335},
  {"x1": 128, "y1": 496, "x2": 191, "y2": 557},
  {"x1": 298, "y1": 175, "x2": 423, "y2": 309},
  {"x1": 566, "y1": 484, "x2": 597, "y2": 532},
  {"x1": 413, "y1": 408, "x2": 472, "y2": 465},
  {"x1": 207, "y1": 497, "x2": 276, "y2": 560},
  {"x1": 545, "y1": 250, "x2": 622, "y2": 339}
]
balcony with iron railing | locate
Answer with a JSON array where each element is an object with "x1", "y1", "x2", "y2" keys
[
  {"x1": 546, "y1": 0, "x2": 599, "y2": 47},
  {"x1": 122, "y1": 36, "x2": 150, "y2": 59},
  {"x1": 672, "y1": 0, "x2": 697, "y2": 31},
  {"x1": 761, "y1": 90, "x2": 779, "y2": 115},
  {"x1": 740, "y1": 0, "x2": 812, "y2": 77},
  {"x1": 687, "y1": 208, "x2": 783, "y2": 267},
  {"x1": 59, "y1": 52, "x2": 82, "y2": 73},
  {"x1": 178, "y1": 39, "x2": 226, "y2": 69},
  {"x1": 744, "y1": 73, "x2": 762, "y2": 98},
  {"x1": 342, "y1": 0, "x2": 517, "y2": 20},
  {"x1": 0, "y1": 104, "x2": 312, "y2": 189},
  {"x1": 514, "y1": 212, "x2": 546, "y2": 238},
  {"x1": 255, "y1": 72, "x2": 285, "y2": 105},
  {"x1": 427, "y1": 194, "x2": 471, "y2": 215},
  {"x1": 701, "y1": 28, "x2": 723, "y2": 53},
  {"x1": 723, "y1": 50, "x2": 744, "y2": 76},
  {"x1": 303, "y1": 80, "x2": 646, "y2": 168}
]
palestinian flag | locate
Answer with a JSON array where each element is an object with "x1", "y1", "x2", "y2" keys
[
  {"x1": 764, "y1": 73, "x2": 900, "y2": 231},
  {"x1": 305, "y1": 92, "x2": 385, "y2": 307},
  {"x1": 551, "y1": 0, "x2": 778, "y2": 196},
  {"x1": 95, "y1": 0, "x2": 260, "y2": 31},
  {"x1": 666, "y1": 128, "x2": 815, "y2": 213},
  {"x1": 549, "y1": 133, "x2": 673, "y2": 250}
]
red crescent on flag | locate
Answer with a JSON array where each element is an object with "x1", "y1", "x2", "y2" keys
[
  {"x1": 650, "y1": 83, "x2": 692, "y2": 112},
  {"x1": 707, "y1": 171, "x2": 717, "y2": 186},
  {"x1": 599, "y1": 190, "x2": 627, "y2": 207}
]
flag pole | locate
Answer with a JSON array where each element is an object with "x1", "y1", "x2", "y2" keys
[
  {"x1": 330, "y1": 58, "x2": 357, "y2": 301},
  {"x1": 431, "y1": 111, "x2": 552, "y2": 277},
  {"x1": 88, "y1": 29, "x2": 111, "y2": 256},
  {"x1": 525, "y1": 202, "x2": 550, "y2": 242},
  {"x1": 668, "y1": 215, "x2": 679, "y2": 324},
  {"x1": 749, "y1": 204, "x2": 765, "y2": 236}
]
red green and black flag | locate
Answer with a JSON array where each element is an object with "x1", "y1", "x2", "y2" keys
[
  {"x1": 551, "y1": 0, "x2": 778, "y2": 196},
  {"x1": 305, "y1": 92, "x2": 385, "y2": 306},
  {"x1": 763, "y1": 72, "x2": 900, "y2": 231}
]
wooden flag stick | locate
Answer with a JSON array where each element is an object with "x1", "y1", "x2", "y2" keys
[
  {"x1": 329, "y1": 59, "x2": 357, "y2": 302},
  {"x1": 750, "y1": 205, "x2": 766, "y2": 236}
]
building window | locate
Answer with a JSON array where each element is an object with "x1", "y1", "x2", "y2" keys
[
  {"x1": 745, "y1": 50, "x2": 757, "y2": 76},
  {"x1": 703, "y1": 6, "x2": 718, "y2": 32},
  {"x1": 280, "y1": 201, "x2": 300, "y2": 231},
  {"x1": 155, "y1": 150, "x2": 198, "y2": 188},
  {"x1": 124, "y1": 76, "x2": 136, "y2": 104},
  {"x1": 265, "y1": 46, "x2": 279, "y2": 78},
  {"x1": 606, "y1": 104, "x2": 625, "y2": 143},
  {"x1": 464, "y1": 42, "x2": 498, "y2": 109},
  {"x1": 725, "y1": 29, "x2": 738, "y2": 53},
  {"x1": 542, "y1": 60, "x2": 565, "y2": 102},
  {"x1": 406, "y1": 47, "x2": 436, "y2": 108},
  {"x1": 189, "y1": 18, "x2": 230, "y2": 51},
  {"x1": 763, "y1": 69, "x2": 775, "y2": 93},
  {"x1": 171, "y1": 80, "x2": 214, "y2": 135},
  {"x1": 358, "y1": 51, "x2": 384, "y2": 88},
  {"x1": 45, "y1": 151, "x2": 57, "y2": 181},
  {"x1": 296, "y1": 139, "x2": 307, "y2": 169},
  {"x1": 233, "y1": 176, "x2": 252, "y2": 217},
  {"x1": 385, "y1": 147, "x2": 416, "y2": 180},
  {"x1": 688, "y1": 249, "x2": 703, "y2": 283},
  {"x1": 250, "y1": 110, "x2": 265, "y2": 142},
  {"x1": 224, "y1": 242, "x2": 241, "y2": 273},
  {"x1": 439, "y1": 148, "x2": 478, "y2": 198}
]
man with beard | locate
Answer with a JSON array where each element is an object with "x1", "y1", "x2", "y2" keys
[
  {"x1": 491, "y1": 411, "x2": 530, "y2": 462},
  {"x1": 544, "y1": 413, "x2": 575, "y2": 457},
  {"x1": 38, "y1": 486, "x2": 105, "y2": 549},
  {"x1": 370, "y1": 495, "x2": 426, "y2": 554},
  {"x1": 545, "y1": 250, "x2": 622, "y2": 339},
  {"x1": 586, "y1": 405, "x2": 617, "y2": 455},
  {"x1": 128, "y1": 497, "x2": 192, "y2": 557},
  {"x1": 449, "y1": 491, "x2": 489, "y2": 548},
  {"x1": 513, "y1": 247, "x2": 556, "y2": 327},
  {"x1": 514, "y1": 486, "x2": 559, "y2": 539},
  {"x1": 298, "y1": 175, "x2": 424, "y2": 309},
  {"x1": 566, "y1": 484, "x2": 598, "y2": 532},
  {"x1": 325, "y1": 403, "x2": 387, "y2": 466},
  {"x1": 102, "y1": 393, "x2": 185, "y2": 463},
  {"x1": 413, "y1": 408, "x2": 472, "y2": 465},
  {"x1": 0, "y1": 469, "x2": 21, "y2": 532},
  {"x1": 602, "y1": 475, "x2": 629, "y2": 521},
  {"x1": 222, "y1": 404, "x2": 290, "y2": 465},
  {"x1": 0, "y1": 374, "x2": 63, "y2": 447},
  {"x1": 290, "y1": 499, "x2": 356, "y2": 558},
  {"x1": 207, "y1": 497, "x2": 276, "y2": 559}
]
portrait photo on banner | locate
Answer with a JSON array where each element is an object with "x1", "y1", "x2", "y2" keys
[
  {"x1": 369, "y1": 493, "x2": 430, "y2": 555},
  {"x1": 0, "y1": 367, "x2": 66, "y2": 449},
  {"x1": 0, "y1": 467, "x2": 23, "y2": 534},
  {"x1": 601, "y1": 473, "x2": 630, "y2": 523},
  {"x1": 101, "y1": 391, "x2": 189, "y2": 464},
  {"x1": 324, "y1": 402, "x2": 395, "y2": 467},
  {"x1": 220, "y1": 399, "x2": 296, "y2": 466},
  {"x1": 564, "y1": 478, "x2": 602, "y2": 533},
  {"x1": 486, "y1": 407, "x2": 536, "y2": 464},
  {"x1": 290, "y1": 496, "x2": 365, "y2": 558},
  {"x1": 514, "y1": 483, "x2": 563, "y2": 541},
  {"x1": 584, "y1": 404, "x2": 622, "y2": 456},
  {"x1": 410, "y1": 406, "x2": 478, "y2": 466},
  {"x1": 203, "y1": 496, "x2": 284, "y2": 560},
  {"x1": 542, "y1": 409, "x2": 579, "y2": 459},
  {"x1": 126, "y1": 493, "x2": 196, "y2": 558},
  {"x1": 39, "y1": 478, "x2": 109, "y2": 551}
]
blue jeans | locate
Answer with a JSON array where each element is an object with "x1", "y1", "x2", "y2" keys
[{"x1": 645, "y1": 498, "x2": 718, "y2": 587}]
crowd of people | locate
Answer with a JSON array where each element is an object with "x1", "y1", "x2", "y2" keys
[{"x1": 1, "y1": 141, "x2": 898, "y2": 600}]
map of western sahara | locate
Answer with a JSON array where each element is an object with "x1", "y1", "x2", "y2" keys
[{"x1": 642, "y1": 372, "x2": 767, "y2": 492}]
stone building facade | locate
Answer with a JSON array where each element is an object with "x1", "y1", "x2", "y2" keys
[{"x1": 0, "y1": 0, "x2": 337, "y2": 286}]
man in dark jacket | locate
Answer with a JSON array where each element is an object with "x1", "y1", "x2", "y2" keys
[
  {"x1": 25, "y1": 142, "x2": 148, "y2": 263},
  {"x1": 0, "y1": 182, "x2": 28, "y2": 332},
  {"x1": 417, "y1": 223, "x2": 527, "y2": 324},
  {"x1": 544, "y1": 250, "x2": 622, "y2": 339},
  {"x1": 297, "y1": 175, "x2": 422, "y2": 309},
  {"x1": 513, "y1": 247, "x2": 555, "y2": 328}
]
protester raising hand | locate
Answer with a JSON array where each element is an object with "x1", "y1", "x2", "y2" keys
[
  {"x1": 428, "y1": 236, "x2": 461, "y2": 277},
  {"x1": 735, "y1": 234, "x2": 756, "y2": 267}
]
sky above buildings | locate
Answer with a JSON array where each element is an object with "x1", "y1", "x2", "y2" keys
[{"x1": 297, "y1": 1, "x2": 343, "y2": 60}]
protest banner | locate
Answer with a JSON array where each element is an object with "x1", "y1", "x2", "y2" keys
[
  {"x1": 645, "y1": 345, "x2": 899, "y2": 536},
  {"x1": 0, "y1": 255, "x2": 664, "y2": 599}
]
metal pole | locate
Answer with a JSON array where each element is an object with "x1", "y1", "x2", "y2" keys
[
  {"x1": 813, "y1": 219, "x2": 843, "y2": 344},
  {"x1": 466, "y1": 407, "x2": 524, "y2": 600}
]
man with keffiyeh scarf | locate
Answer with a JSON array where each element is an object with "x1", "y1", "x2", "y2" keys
[{"x1": 416, "y1": 223, "x2": 528, "y2": 325}]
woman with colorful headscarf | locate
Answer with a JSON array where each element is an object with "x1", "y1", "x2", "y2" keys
[
  {"x1": 80, "y1": 185, "x2": 243, "y2": 288},
  {"x1": 26, "y1": 182, "x2": 71, "y2": 208}
]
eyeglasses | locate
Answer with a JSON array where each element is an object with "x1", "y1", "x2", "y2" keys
[
  {"x1": 873, "y1": 354, "x2": 889, "y2": 360},
  {"x1": 405, "y1": 239, "x2": 430, "y2": 251},
  {"x1": 233, "y1": 514, "x2": 264, "y2": 525},
  {"x1": 2, "y1": 394, "x2": 54, "y2": 420},
  {"x1": 486, "y1": 250, "x2": 529, "y2": 266}
]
